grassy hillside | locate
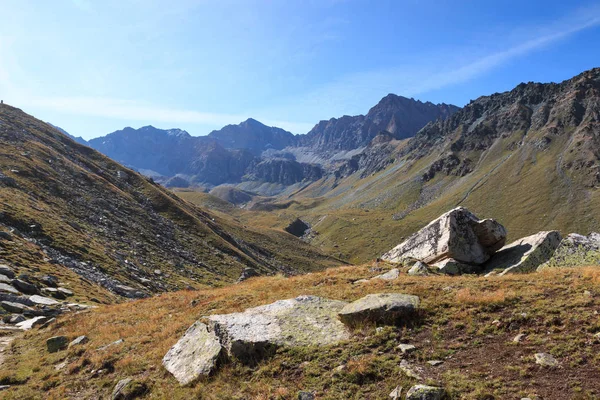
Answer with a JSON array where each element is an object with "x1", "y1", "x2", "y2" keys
[
  {"x1": 3, "y1": 264, "x2": 600, "y2": 399},
  {"x1": 0, "y1": 104, "x2": 338, "y2": 302}
]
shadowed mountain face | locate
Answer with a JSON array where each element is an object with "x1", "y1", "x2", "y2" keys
[
  {"x1": 0, "y1": 105, "x2": 339, "y2": 300},
  {"x1": 298, "y1": 95, "x2": 460, "y2": 151}
]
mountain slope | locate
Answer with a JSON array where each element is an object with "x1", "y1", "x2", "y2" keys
[
  {"x1": 215, "y1": 68, "x2": 600, "y2": 264},
  {"x1": 0, "y1": 104, "x2": 339, "y2": 301}
]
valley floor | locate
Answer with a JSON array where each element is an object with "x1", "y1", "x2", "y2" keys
[{"x1": 2, "y1": 264, "x2": 600, "y2": 399}]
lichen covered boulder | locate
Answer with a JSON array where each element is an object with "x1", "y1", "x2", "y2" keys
[
  {"x1": 382, "y1": 207, "x2": 506, "y2": 266},
  {"x1": 162, "y1": 321, "x2": 222, "y2": 385},
  {"x1": 207, "y1": 295, "x2": 350, "y2": 363},
  {"x1": 338, "y1": 293, "x2": 420, "y2": 326},
  {"x1": 405, "y1": 385, "x2": 446, "y2": 400},
  {"x1": 485, "y1": 231, "x2": 562, "y2": 274}
]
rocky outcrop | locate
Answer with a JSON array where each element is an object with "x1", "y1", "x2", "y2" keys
[
  {"x1": 207, "y1": 296, "x2": 350, "y2": 363},
  {"x1": 338, "y1": 293, "x2": 420, "y2": 326},
  {"x1": 541, "y1": 232, "x2": 600, "y2": 268},
  {"x1": 382, "y1": 207, "x2": 506, "y2": 267},
  {"x1": 484, "y1": 231, "x2": 562, "y2": 275},
  {"x1": 162, "y1": 321, "x2": 222, "y2": 385},
  {"x1": 244, "y1": 159, "x2": 323, "y2": 185}
]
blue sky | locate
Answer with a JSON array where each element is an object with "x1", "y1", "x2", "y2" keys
[{"x1": 1, "y1": 0, "x2": 599, "y2": 139}]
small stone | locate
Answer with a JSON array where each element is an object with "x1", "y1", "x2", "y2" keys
[
  {"x1": 399, "y1": 360, "x2": 422, "y2": 380},
  {"x1": 491, "y1": 319, "x2": 501, "y2": 326},
  {"x1": 0, "y1": 232, "x2": 12, "y2": 241},
  {"x1": 427, "y1": 360, "x2": 444, "y2": 366},
  {"x1": 153, "y1": 269, "x2": 162, "y2": 276},
  {"x1": 39, "y1": 275, "x2": 59, "y2": 287},
  {"x1": 69, "y1": 335, "x2": 89, "y2": 348},
  {"x1": 584, "y1": 290, "x2": 592, "y2": 297},
  {"x1": 298, "y1": 391, "x2": 315, "y2": 400},
  {"x1": 15, "y1": 316, "x2": 49, "y2": 330},
  {"x1": 9, "y1": 314, "x2": 25, "y2": 324},
  {"x1": 98, "y1": 338, "x2": 124, "y2": 351},
  {"x1": 374, "y1": 268, "x2": 400, "y2": 280},
  {"x1": 406, "y1": 385, "x2": 445, "y2": 400},
  {"x1": 513, "y1": 333, "x2": 526, "y2": 343},
  {"x1": 39, "y1": 318, "x2": 56, "y2": 329},
  {"x1": 29, "y1": 294, "x2": 60, "y2": 306},
  {"x1": 408, "y1": 261, "x2": 429, "y2": 276},
  {"x1": 42, "y1": 287, "x2": 67, "y2": 299},
  {"x1": 397, "y1": 343, "x2": 416, "y2": 354},
  {"x1": 0, "y1": 385, "x2": 10, "y2": 391},
  {"x1": 389, "y1": 385, "x2": 403, "y2": 399},
  {"x1": 0, "y1": 283, "x2": 19, "y2": 294},
  {"x1": 11, "y1": 279, "x2": 38, "y2": 295},
  {"x1": 0, "y1": 265, "x2": 15, "y2": 279},
  {"x1": 57, "y1": 287, "x2": 74, "y2": 297},
  {"x1": 1, "y1": 300, "x2": 33, "y2": 313},
  {"x1": 112, "y1": 378, "x2": 147, "y2": 400},
  {"x1": 353, "y1": 279, "x2": 370, "y2": 284},
  {"x1": 47, "y1": 336, "x2": 69, "y2": 353},
  {"x1": 535, "y1": 352, "x2": 559, "y2": 367},
  {"x1": 334, "y1": 364, "x2": 346, "y2": 372}
]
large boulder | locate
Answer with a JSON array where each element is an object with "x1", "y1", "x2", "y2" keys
[
  {"x1": 338, "y1": 293, "x2": 420, "y2": 326},
  {"x1": 382, "y1": 207, "x2": 506, "y2": 265},
  {"x1": 11, "y1": 279, "x2": 38, "y2": 295},
  {"x1": 207, "y1": 295, "x2": 350, "y2": 363},
  {"x1": 540, "y1": 232, "x2": 600, "y2": 268},
  {"x1": 484, "y1": 231, "x2": 562, "y2": 275},
  {"x1": 162, "y1": 321, "x2": 222, "y2": 385}
]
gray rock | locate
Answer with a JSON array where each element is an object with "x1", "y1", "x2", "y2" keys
[
  {"x1": 513, "y1": 333, "x2": 526, "y2": 343},
  {"x1": 112, "y1": 378, "x2": 147, "y2": 400},
  {"x1": 39, "y1": 275, "x2": 59, "y2": 287},
  {"x1": 29, "y1": 294, "x2": 60, "y2": 306},
  {"x1": 9, "y1": 314, "x2": 25, "y2": 324},
  {"x1": 113, "y1": 284, "x2": 146, "y2": 299},
  {"x1": 98, "y1": 338, "x2": 124, "y2": 351},
  {"x1": 427, "y1": 360, "x2": 443, "y2": 366},
  {"x1": 207, "y1": 295, "x2": 350, "y2": 363},
  {"x1": 374, "y1": 268, "x2": 400, "y2": 280},
  {"x1": 0, "y1": 385, "x2": 9, "y2": 391},
  {"x1": 237, "y1": 267, "x2": 260, "y2": 283},
  {"x1": 407, "y1": 261, "x2": 429, "y2": 276},
  {"x1": 389, "y1": 386, "x2": 403, "y2": 399},
  {"x1": 42, "y1": 287, "x2": 67, "y2": 299},
  {"x1": 0, "y1": 294, "x2": 34, "y2": 306},
  {"x1": 434, "y1": 258, "x2": 479, "y2": 275},
  {"x1": 406, "y1": 385, "x2": 446, "y2": 400},
  {"x1": 535, "y1": 352, "x2": 559, "y2": 367},
  {"x1": 1, "y1": 300, "x2": 33, "y2": 313},
  {"x1": 0, "y1": 283, "x2": 19, "y2": 294},
  {"x1": 15, "y1": 316, "x2": 49, "y2": 330},
  {"x1": 382, "y1": 207, "x2": 506, "y2": 265},
  {"x1": 11, "y1": 279, "x2": 38, "y2": 295},
  {"x1": 57, "y1": 287, "x2": 74, "y2": 297},
  {"x1": 0, "y1": 265, "x2": 15, "y2": 279},
  {"x1": 338, "y1": 293, "x2": 420, "y2": 326},
  {"x1": 39, "y1": 317, "x2": 56, "y2": 329},
  {"x1": 0, "y1": 274, "x2": 11, "y2": 284},
  {"x1": 540, "y1": 232, "x2": 600, "y2": 268},
  {"x1": 163, "y1": 321, "x2": 222, "y2": 385},
  {"x1": 298, "y1": 391, "x2": 315, "y2": 400},
  {"x1": 485, "y1": 231, "x2": 562, "y2": 274},
  {"x1": 47, "y1": 336, "x2": 69, "y2": 353},
  {"x1": 69, "y1": 335, "x2": 89, "y2": 348},
  {"x1": 0, "y1": 232, "x2": 11, "y2": 240},
  {"x1": 399, "y1": 360, "x2": 422, "y2": 380},
  {"x1": 397, "y1": 343, "x2": 416, "y2": 354}
]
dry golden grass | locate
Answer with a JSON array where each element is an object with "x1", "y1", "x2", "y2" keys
[{"x1": 3, "y1": 264, "x2": 600, "y2": 399}]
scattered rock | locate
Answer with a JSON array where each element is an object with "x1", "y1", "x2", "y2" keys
[
  {"x1": 8, "y1": 314, "x2": 25, "y2": 324},
  {"x1": 353, "y1": 279, "x2": 370, "y2": 284},
  {"x1": 535, "y1": 352, "x2": 559, "y2": 367},
  {"x1": 39, "y1": 275, "x2": 59, "y2": 287},
  {"x1": 112, "y1": 378, "x2": 147, "y2": 400},
  {"x1": 47, "y1": 336, "x2": 69, "y2": 353},
  {"x1": 113, "y1": 284, "x2": 146, "y2": 299},
  {"x1": 485, "y1": 231, "x2": 562, "y2": 274},
  {"x1": 0, "y1": 385, "x2": 10, "y2": 391},
  {"x1": 153, "y1": 269, "x2": 162, "y2": 276},
  {"x1": 57, "y1": 287, "x2": 74, "y2": 297},
  {"x1": 389, "y1": 386, "x2": 403, "y2": 399},
  {"x1": 207, "y1": 296, "x2": 350, "y2": 363},
  {"x1": 0, "y1": 265, "x2": 15, "y2": 279},
  {"x1": 11, "y1": 279, "x2": 38, "y2": 295},
  {"x1": 29, "y1": 294, "x2": 60, "y2": 306},
  {"x1": 16, "y1": 316, "x2": 49, "y2": 330},
  {"x1": 0, "y1": 275, "x2": 10, "y2": 284},
  {"x1": 98, "y1": 338, "x2": 124, "y2": 351},
  {"x1": 397, "y1": 343, "x2": 416, "y2": 354},
  {"x1": 434, "y1": 258, "x2": 479, "y2": 275},
  {"x1": 338, "y1": 293, "x2": 420, "y2": 326},
  {"x1": 42, "y1": 287, "x2": 67, "y2": 299},
  {"x1": 0, "y1": 283, "x2": 20, "y2": 295},
  {"x1": 1, "y1": 300, "x2": 33, "y2": 313},
  {"x1": 406, "y1": 385, "x2": 446, "y2": 400},
  {"x1": 297, "y1": 391, "x2": 315, "y2": 400},
  {"x1": 39, "y1": 317, "x2": 56, "y2": 329},
  {"x1": 69, "y1": 335, "x2": 89, "y2": 348},
  {"x1": 163, "y1": 321, "x2": 222, "y2": 385},
  {"x1": 513, "y1": 333, "x2": 526, "y2": 343},
  {"x1": 237, "y1": 267, "x2": 260, "y2": 283},
  {"x1": 382, "y1": 207, "x2": 506, "y2": 265},
  {"x1": 374, "y1": 268, "x2": 400, "y2": 280},
  {"x1": 427, "y1": 360, "x2": 444, "y2": 366},
  {"x1": 408, "y1": 261, "x2": 429, "y2": 276},
  {"x1": 399, "y1": 360, "x2": 422, "y2": 380}
]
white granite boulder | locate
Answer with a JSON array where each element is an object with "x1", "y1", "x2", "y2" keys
[{"x1": 338, "y1": 293, "x2": 420, "y2": 326}]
